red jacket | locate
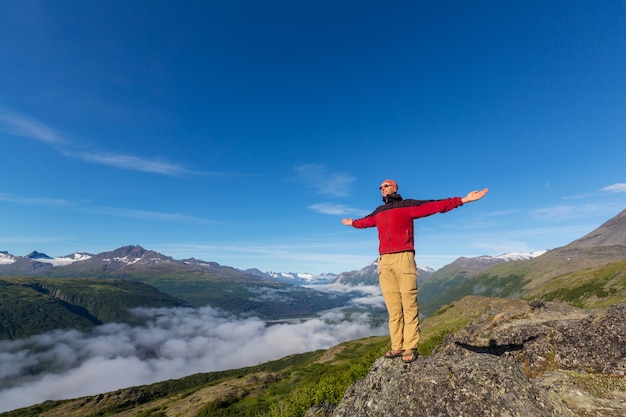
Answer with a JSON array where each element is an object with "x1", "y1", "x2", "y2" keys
[{"x1": 352, "y1": 197, "x2": 464, "y2": 255}]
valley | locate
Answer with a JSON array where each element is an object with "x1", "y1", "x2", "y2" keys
[{"x1": 0, "y1": 208, "x2": 625, "y2": 415}]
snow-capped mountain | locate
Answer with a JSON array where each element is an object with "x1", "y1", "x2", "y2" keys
[
  {"x1": 335, "y1": 260, "x2": 436, "y2": 287},
  {"x1": 0, "y1": 245, "x2": 544, "y2": 284},
  {"x1": 30, "y1": 252, "x2": 93, "y2": 266},
  {"x1": 0, "y1": 251, "x2": 17, "y2": 265},
  {"x1": 0, "y1": 246, "x2": 334, "y2": 285},
  {"x1": 247, "y1": 270, "x2": 338, "y2": 285},
  {"x1": 493, "y1": 250, "x2": 547, "y2": 262},
  {"x1": 446, "y1": 250, "x2": 547, "y2": 270},
  {"x1": 0, "y1": 250, "x2": 93, "y2": 266},
  {"x1": 271, "y1": 271, "x2": 338, "y2": 285}
]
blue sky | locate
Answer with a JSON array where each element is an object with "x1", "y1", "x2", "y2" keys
[{"x1": 1, "y1": 0, "x2": 625, "y2": 274}]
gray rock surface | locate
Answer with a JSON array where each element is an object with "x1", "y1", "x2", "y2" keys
[
  {"x1": 329, "y1": 300, "x2": 626, "y2": 417},
  {"x1": 333, "y1": 355, "x2": 574, "y2": 417}
]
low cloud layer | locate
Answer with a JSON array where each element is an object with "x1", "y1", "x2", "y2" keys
[{"x1": 0, "y1": 302, "x2": 386, "y2": 412}]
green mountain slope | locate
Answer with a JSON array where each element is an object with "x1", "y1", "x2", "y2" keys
[
  {"x1": 420, "y1": 251, "x2": 626, "y2": 317},
  {"x1": 0, "y1": 277, "x2": 189, "y2": 340},
  {"x1": 419, "y1": 208, "x2": 626, "y2": 316},
  {"x1": 527, "y1": 257, "x2": 626, "y2": 308}
]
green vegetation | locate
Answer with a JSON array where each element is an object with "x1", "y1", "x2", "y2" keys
[
  {"x1": 0, "y1": 277, "x2": 187, "y2": 340},
  {"x1": 420, "y1": 257, "x2": 626, "y2": 318},
  {"x1": 530, "y1": 259, "x2": 626, "y2": 308},
  {"x1": 256, "y1": 337, "x2": 388, "y2": 417},
  {"x1": 419, "y1": 273, "x2": 529, "y2": 318},
  {"x1": 565, "y1": 370, "x2": 626, "y2": 399}
]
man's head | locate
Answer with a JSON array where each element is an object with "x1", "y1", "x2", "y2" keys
[{"x1": 379, "y1": 179, "x2": 398, "y2": 197}]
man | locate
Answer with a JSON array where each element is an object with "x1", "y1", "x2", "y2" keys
[{"x1": 342, "y1": 180, "x2": 488, "y2": 363}]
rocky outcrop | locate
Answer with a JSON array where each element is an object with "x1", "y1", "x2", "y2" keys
[
  {"x1": 28, "y1": 282, "x2": 84, "y2": 305},
  {"x1": 330, "y1": 299, "x2": 626, "y2": 417},
  {"x1": 435, "y1": 300, "x2": 626, "y2": 377},
  {"x1": 26, "y1": 282, "x2": 102, "y2": 325},
  {"x1": 333, "y1": 355, "x2": 574, "y2": 416}
]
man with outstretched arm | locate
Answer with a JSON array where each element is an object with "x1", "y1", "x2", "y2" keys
[{"x1": 342, "y1": 179, "x2": 488, "y2": 363}]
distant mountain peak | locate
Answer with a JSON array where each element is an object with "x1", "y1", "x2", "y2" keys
[
  {"x1": 100, "y1": 245, "x2": 174, "y2": 266},
  {"x1": 26, "y1": 251, "x2": 53, "y2": 260},
  {"x1": 451, "y1": 251, "x2": 545, "y2": 266},
  {"x1": 264, "y1": 271, "x2": 338, "y2": 285},
  {"x1": 0, "y1": 251, "x2": 17, "y2": 265},
  {"x1": 110, "y1": 245, "x2": 146, "y2": 257}
]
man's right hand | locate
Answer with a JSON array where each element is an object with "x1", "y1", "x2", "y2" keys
[{"x1": 342, "y1": 218, "x2": 353, "y2": 226}]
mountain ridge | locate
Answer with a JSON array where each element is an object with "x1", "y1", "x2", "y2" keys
[
  {"x1": 0, "y1": 244, "x2": 545, "y2": 288},
  {"x1": 418, "y1": 207, "x2": 626, "y2": 316}
]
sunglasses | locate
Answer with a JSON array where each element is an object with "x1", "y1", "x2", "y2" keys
[{"x1": 379, "y1": 184, "x2": 393, "y2": 190}]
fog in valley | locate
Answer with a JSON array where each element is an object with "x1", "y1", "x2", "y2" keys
[{"x1": 0, "y1": 284, "x2": 386, "y2": 412}]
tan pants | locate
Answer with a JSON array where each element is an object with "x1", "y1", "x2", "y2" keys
[{"x1": 378, "y1": 251, "x2": 419, "y2": 352}]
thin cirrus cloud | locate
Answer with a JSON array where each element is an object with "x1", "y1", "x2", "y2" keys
[
  {"x1": 0, "y1": 191, "x2": 212, "y2": 224},
  {"x1": 530, "y1": 202, "x2": 618, "y2": 222},
  {"x1": 294, "y1": 164, "x2": 355, "y2": 197},
  {"x1": 65, "y1": 150, "x2": 192, "y2": 176},
  {"x1": 308, "y1": 203, "x2": 368, "y2": 217},
  {"x1": 602, "y1": 183, "x2": 626, "y2": 194},
  {"x1": 0, "y1": 192, "x2": 70, "y2": 207},
  {"x1": 0, "y1": 109, "x2": 195, "y2": 177},
  {"x1": 89, "y1": 206, "x2": 216, "y2": 224},
  {"x1": 0, "y1": 110, "x2": 66, "y2": 146}
]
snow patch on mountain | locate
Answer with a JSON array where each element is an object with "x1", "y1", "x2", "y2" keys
[
  {"x1": 266, "y1": 271, "x2": 338, "y2": 285},
  {"x1": 495, "y1": 250, "x2": 547, "y2": 261},
  {"x1": 101, "y1": 254, "x2": 173, "y2": 266},
  {"x1": 30, "y1": 253, "x2": 93, "y2": 266},
  {"x1": 0, "y1": 252, "x2": 17, "y2": 265}
]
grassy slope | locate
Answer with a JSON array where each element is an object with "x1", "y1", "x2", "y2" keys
[
  {"x1": 0, "y1": 277, "x2": 189, "y2": 340},
  {"x1": 527, "y1": 258, "x2": 626, "y2": 308},
  {"x1": 420, "y1": 257, "x2": 626, "y2": 317}
]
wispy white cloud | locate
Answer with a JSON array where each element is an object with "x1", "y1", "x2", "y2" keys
[
  {"x1": 0, "y1": 192, "x2": 69, "y2": 207},
  {"x1": 0, "y1": 110, "x2": 66, "y2": 146},
  {"x1": 564, "y1": 183, "x2": 626, "y2": 199},
  {"x1": 562, "y1": 193, "x2": 595, "y2": 200},
  {"x1": 294, "y1": 164, "x2": 355, "y2": 197},
  {"x1": 308, "y1": 203, "x2": 368, "y2": 216},
  {"x1": 530, "y1": 203, "x2": 609, "y2": 221},
  {"x1": 602, "y1": 183, "x2": 626, "y2": 194},
  {"x1": 89, "y1": 206, "x2": 215, "y2": 224},
  {"x1": 0, "y1": 109, "x2": 195, "y2": 177},
  {"x1": 67, "y1": 151, "x2": 193, "y2": 176},
  {"x1": 0, "y1": 191, "x2": 212, "y2": 224}
]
